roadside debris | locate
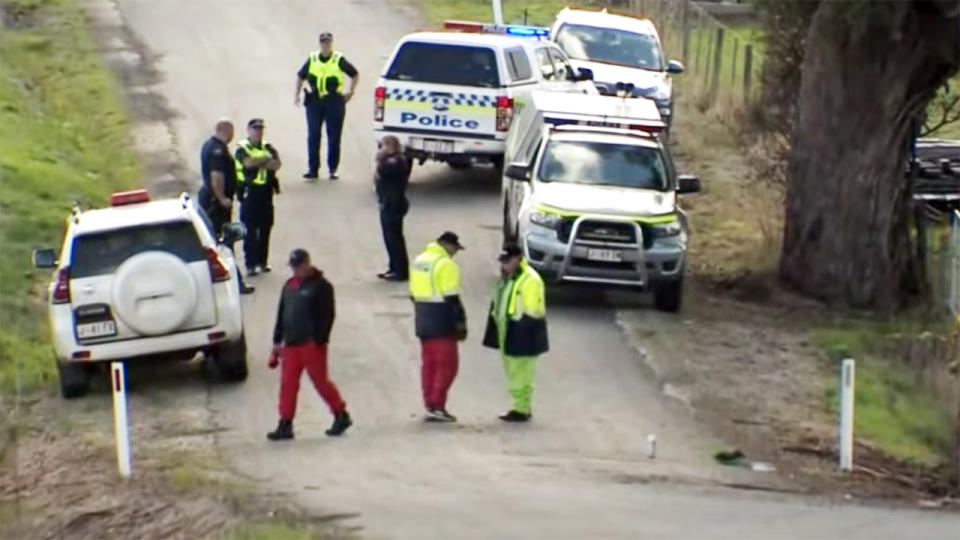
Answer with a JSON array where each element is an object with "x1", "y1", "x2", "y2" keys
[{"x1": 714, "y1": 449, "x2": 777, "y2": 472}]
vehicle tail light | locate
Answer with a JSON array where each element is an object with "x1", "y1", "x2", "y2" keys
[
  {"x1": 496, "y1": 96, "x2": 513, "y2": 132},
  {"x1": 72, "y1": 351, "x2": 91, "y2": 360},
  {"x1": 52, "y1": 267, "x2": 71, "y2": 304},
  {"x1": 205, "y1": 248, "x2": 230, "y2": 282},
  {"x1": 374, "y1": 86, "x2": 385, "y2": 122}
]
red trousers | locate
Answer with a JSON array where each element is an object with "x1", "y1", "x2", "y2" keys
[
  {"x1": 420, "y1": 337, "x2": 459, "y2": 410},
  {"x1": 279, "y1": 342, "x2": 345, "y2": 420}
]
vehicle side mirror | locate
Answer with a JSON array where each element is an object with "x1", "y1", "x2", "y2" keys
[
  {"x1": 667, "y1": 60, "x2": 685, "y2": 74},
  {"x1": 677, "y1": 174, "x2": 701, "y2": 194},
  {"x1": 33, "y1": 248, "x2": 57, "y2": 269},
  {"x1": 504, "y1": 162, "x2": 530, "y2": 181},
  {"x1": 221, "y1": 222, "x2": 247, "y2": 245},
  {"x1": 576, "y1": 67, "x2": 594, "y2": 81}
]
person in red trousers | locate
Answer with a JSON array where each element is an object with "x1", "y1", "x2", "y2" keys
[
  {"x1": 267, "y1": 248, "x2": 352, "y2": 440},
  {"x1": 409, "y1": 232, "x2": 467, "y2": 423}
]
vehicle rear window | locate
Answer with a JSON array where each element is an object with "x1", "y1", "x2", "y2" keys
[
  {"x1": 70, "y1": 221, "x2": 206, "y2": 278},
  {"x1": 386, "y1": 42, "x2": 500, "y2": 88},
  {"x1": 505, "y1": 47, "x2": 533, "y2": 82}
]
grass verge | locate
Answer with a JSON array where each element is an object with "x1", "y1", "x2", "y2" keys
[
  {"x1": 815, "y1": 323, "x2": 956, "y2": 467},
  {"x1": 0, "y1": 0, "x2": 140, "y2": 392}
]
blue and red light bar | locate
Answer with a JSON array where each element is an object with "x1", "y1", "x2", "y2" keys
[{"x1": 442, "y1": 20, "x2": 549, "y2": 38}]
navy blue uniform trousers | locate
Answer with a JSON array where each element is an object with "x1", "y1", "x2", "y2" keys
[{"x1": 305, "y1": 96, "x2": 345, "y2": 175}]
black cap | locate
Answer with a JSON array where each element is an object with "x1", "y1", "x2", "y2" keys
[
  {"x1": 288, "y1": 248, "x2": 309, "y2": 267},
  {"x1": 498, "y1": 243, "x2": 523, "y2": 261},
  {"x1": 247, "y1": 118, "x2": 265, "y2": 128},
  {"x1": 437, "y1": 231, "x2": 465, "y2": 251},
  {"x1": 319, "y1": 31, "x2": 333, "y2": 41}
]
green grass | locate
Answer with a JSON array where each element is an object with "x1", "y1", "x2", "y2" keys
[
  {"x1": 420, "y1": 0, "x2": 600, "y2": 26},
  {"x1": 0, "y1": 0, "x2": 140, "y2": 392},
  {"x1": 815, "y1": 325, "x2": 955, "y2": 467},
  {"x1": 221, "y1": 522, "x2": 337, "y2": 540}
]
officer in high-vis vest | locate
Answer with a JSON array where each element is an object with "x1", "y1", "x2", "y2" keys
[
  {"x1": 295, "y1": 31, "x2": 359, "y2": 181},
  {"x1": 409, "y1": 231, "x2": 467, "y2": 423},
  {"x1": 234, "y1": 118, "x2": 281, "y2": 276},
  {"x1": 483, "y1": 244, "x2": 549, "y2": 422}
]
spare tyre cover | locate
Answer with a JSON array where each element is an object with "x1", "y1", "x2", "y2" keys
[{"x1": 112, "y1": 251, "x2": 199, "y2": 336}]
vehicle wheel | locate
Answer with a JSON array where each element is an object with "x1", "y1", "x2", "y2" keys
[
  {"x1": 653, "y1": 278, "x2": 683, "y2": 313},
  {"x1": 215, "y1": 334, "x2": 248, "y2": 382},
  {"x1": 57, "y1": 361, "x2": 90, "y2": 399}
]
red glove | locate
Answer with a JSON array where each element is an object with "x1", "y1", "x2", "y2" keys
[{"x1": 268, "y1": 346, "x2": 281, "y2": 369}]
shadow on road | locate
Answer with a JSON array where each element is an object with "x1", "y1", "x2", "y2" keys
[
  {"x1": 84, "y1": 356, "x2": 215, "y2": 397},
  {"x1": 407, "y1": 163, "x2": 500, "y2": 199}
]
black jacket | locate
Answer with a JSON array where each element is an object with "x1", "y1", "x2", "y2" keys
[
  {"x1": 375, "y1": 153, "x2": 409, "y2": 214},
  {"x1": 273, "y1": 268, "x2": 335, "y2": 346}
]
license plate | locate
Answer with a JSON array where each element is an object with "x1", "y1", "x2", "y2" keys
[
  {"x1": 76, "y1": 320, "x2": 117, "y2": 339},
  {"x1": 586, "y1": 248, "x2": 623, "y2": 262},
  {"x1": 413, "y1": 138, "x2": 454, "y2": 153}
]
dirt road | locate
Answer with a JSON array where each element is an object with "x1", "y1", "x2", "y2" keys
[{"x1": 110, "y1": 0, "x2": 957, "y2": 537}]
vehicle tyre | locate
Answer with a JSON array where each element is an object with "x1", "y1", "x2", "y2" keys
[
  {"x1": 653, "y1": 278, "x2": 683, "y2": 313},
  {"x1": 215, "y1": 334, "x2": 248, "y2": 382},
  {"x1": 57, "y1": 360, "x2": 90, "y2": 399}
]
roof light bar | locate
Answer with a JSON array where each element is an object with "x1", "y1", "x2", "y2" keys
[
  {"x1": 544, "y1": 114, "x2": 664, "y2": 133},
  {"x1": 109, "y1": 189, "x2": 150, "y2": 206},
  {"x1": 442, "y1": 20, "x2": 549, "y2": 38}
]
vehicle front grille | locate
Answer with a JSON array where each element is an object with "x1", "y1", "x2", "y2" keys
[{"x1": 557, "y1": 218, "x2": 655, "y2": 248}]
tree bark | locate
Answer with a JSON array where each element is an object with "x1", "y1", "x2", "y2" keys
[{"x1": 780, "y1": 1, "x2": 959, "y2": 309}]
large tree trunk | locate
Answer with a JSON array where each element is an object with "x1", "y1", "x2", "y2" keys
[{"x1": 780, "y1": 1, "x2": 959, "y2": 309}]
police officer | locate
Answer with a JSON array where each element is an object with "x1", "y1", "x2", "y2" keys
[
  {"x1": 482, "y1": 244, "x2": 549, "y2": 422},
  {"x1": 409, "y1": 232, "x2": 467, "y2": 423},
  {"x1": 374, "y1": 135, "x2": 410, "y2": 281},
  {"x1": 235, "y1": 118, "x2": 281, "y2": 276},
  {"x1": 295, "y1": 31, "x2": 359, "y2": 181},
  {"x1": 199, "y1": 118, "x2": 254, "y2": 295}
]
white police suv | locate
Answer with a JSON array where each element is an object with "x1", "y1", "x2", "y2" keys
[
  {"x1": 373, "y1": 20, "x2": 597, "y2": 170},
  {"x1": 549, "y1": 7, "x2": 684, "y2": 129},
  {"x1": 33, "y1": 189, "x2": 247, "y2": 398}
]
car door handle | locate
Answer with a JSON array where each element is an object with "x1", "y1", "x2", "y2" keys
[{"x1": 82, "y1": 285, "x2": 94, "y2": 295}]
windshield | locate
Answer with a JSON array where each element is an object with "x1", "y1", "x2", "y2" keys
[
  {"x1": 538, "y1": 140, "x2": 669, "y2": 190},
  {"x1": 386, "y1": 42, "x2": 500, "y2": 88},
  {"x1": 554, "y1": 23, "x2": 663, "y2": 71}
]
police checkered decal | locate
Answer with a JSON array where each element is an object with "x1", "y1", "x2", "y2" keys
[{"x1": 385, "y1": 88, "x2": 496, "y2": 107}]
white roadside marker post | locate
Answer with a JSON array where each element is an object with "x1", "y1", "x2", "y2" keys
[
  {"x1": 646, "y1": 433, "x2": 657, "y2": 459},
  {"x1": 111, "y1": 362, "x2": 132, "y2": 478},
  {"x1": 491, "y1": 0, "x2": 504, "y2": 26},
  {"x1": 839, "y1": 358, "x2": 855, "y2": 472}
]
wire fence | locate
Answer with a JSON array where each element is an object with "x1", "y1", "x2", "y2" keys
[{"x1": 612, "y1": 0, "x2": 765, "y2": 108}]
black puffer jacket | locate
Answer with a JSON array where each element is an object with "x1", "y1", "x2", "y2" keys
[{"x1": 272, "y1": 268, "x2": 335, "y2": 346}]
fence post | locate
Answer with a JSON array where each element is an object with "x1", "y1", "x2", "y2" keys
[
  {"x1": 743, "y1": 44, "x2": 753, "y2": 98},
  {"x1": 681, "y1": 1, "x2": 690, "y2": 65},
  {"x1": 731, "y1": 38, "x2": 739, "y2": 89},
  {"x1": 709, "y1": 27, "x2": 724, "y2": 104},
  {"x1": 694, "y1": 20, "x2": 704, "y2": 74}
]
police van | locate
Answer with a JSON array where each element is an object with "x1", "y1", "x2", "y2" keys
[
  {"x1": 500, "y1": 91, "x2": 702, "y2": 311},
  {"x1": 373, "y1": 21, "x2": 598, "y2": 170}
]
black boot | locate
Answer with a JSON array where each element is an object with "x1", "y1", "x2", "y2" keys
[
  {"x1": 325, "y1": 411, "x2": 352, "y2": 436},
  {"x1": 267, "y1": 419, "x2": 294, "y2": 441},
  {"x1": 498, "y1": 410, "x2": 531, "y2": 422}
]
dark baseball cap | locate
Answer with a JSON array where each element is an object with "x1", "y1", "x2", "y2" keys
[
  {"x1": 498, "y1": 243, "x2": 523, "y2": 261},
  {"x1": 437, "y1": 231, "x2": 465, "y2": 251},
  {"x1": 288, "y1": 248, "x2": 310, "y2": 267},
  {"x1": 247, "y1": 118, "x2": 265, "y2": 128},
  {"x1": 319, "y1": 31, "x2": 333, "y2": 41}
]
